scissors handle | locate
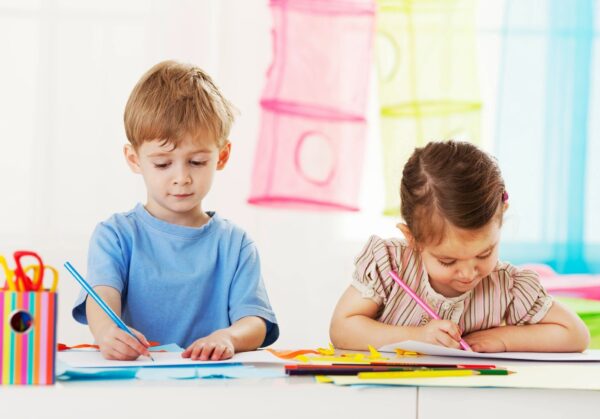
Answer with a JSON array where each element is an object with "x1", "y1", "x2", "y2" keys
[
  {"x1": 24, "y1": 264, "x2": 59, "y2": 292},
  {"x1": 14, "y1": 250, "x2": 45, "y2": 291},
  {"x1": 0, "y1": 255, "x2": 17, "y2": 291}
]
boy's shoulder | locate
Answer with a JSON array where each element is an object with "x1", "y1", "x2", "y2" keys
[
  {"x1": 94, "y1": 204, "x2": 143, "y2": 234},
  {"x1": 207, "y1": 212, "x2": 253, "y2": 243},
  {"x1": 96, "y1": 204, "x2": 252, "y2": 245}
]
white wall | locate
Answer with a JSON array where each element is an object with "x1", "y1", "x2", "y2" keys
[{"x1": 0, "y1": 0, "x2": 504, "y2": 348}]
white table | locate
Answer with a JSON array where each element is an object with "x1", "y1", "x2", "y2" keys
[
  {"x1": 0, "y1": 373, "x2": 416, "y2": 419},
  {"x1": 419, "y1": 387, "x2": 600, "y2": 419},
  {"x1": 2, "y1": 360, "x2": 600, "y2": 419}
]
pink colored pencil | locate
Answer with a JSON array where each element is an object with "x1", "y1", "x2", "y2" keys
[{"x1": 388, "y1": 271, "x2": 472, "y2": 351}]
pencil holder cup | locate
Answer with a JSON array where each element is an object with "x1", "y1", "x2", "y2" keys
[{"x1": 0, "y1": 290, "x2": 57, "y2": 385}]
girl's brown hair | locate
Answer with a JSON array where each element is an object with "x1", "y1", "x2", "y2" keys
[
  {"x1": 124, "y1": 60, "x2": 236, "y2": 149},
  {"x1": 400, "y1": 140, "x2": 506, "y2": 245}
]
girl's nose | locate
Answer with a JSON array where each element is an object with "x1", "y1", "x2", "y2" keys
[{"x1": 458, "y1": 265, "x2": 478, "y2": 280}]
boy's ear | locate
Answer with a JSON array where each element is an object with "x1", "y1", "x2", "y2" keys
[
  {"x1": 124, "y1": 144, "x2": 142, "y2": 174},
  {"x1": 216, "y1": 141, "x2": 231, "y2": 170}
]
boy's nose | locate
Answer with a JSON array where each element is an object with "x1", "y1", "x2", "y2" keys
[{"x1": 173, "y1": 167, "x2": 192, "y2": 185}]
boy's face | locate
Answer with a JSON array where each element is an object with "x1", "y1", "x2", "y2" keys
[
  {"x1": 417, "y1": 220, "x2": 502, "y2": 298},
  {"x1": 124, "y1": 134, "x2": 230, "y2": 225}
]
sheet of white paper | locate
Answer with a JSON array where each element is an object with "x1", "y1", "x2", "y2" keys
[
  {"x1": 378, "y1": 340, "x2": 600, "y2": 361},
  {"x1": 58, "y1": 349, "x2": 289, "y2": 368}
]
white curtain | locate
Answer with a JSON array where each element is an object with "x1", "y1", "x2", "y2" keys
[{"x1": 1, "y1": 0, "x2": 220, "y2": 242}]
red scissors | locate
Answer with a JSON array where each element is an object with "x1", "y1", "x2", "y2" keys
[{"x1": 1, "y1": 250, "x2": 48, "y2": 291}]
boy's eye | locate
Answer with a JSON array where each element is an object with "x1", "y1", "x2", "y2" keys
[
  {"x1": 190, "y1": 160, "x2": 208, "y2": 166},
  {"x1": 438, "y1": 260, "x2": 456, "y2": 267},
  {"x1": 477, "y1": 251, "x2": 492, "y2": 260},
  {"x1": 153, "y1": 162, "x2": 171, "y2": 169}
]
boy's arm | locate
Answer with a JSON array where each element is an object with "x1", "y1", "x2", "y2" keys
[
  {"x1": 330, "y1": 286, "x2": 462, "y2": 350},
  {"x1": 86, "y1": 285, "x2": 151, "y2": 360},
  {"x1": 181, "y1": 316, "x2": 266, "y2": 361},
  {"x1": 223, "y1": 316, "x2": 267, "y2": 352},
  {"x1": 464, "y1": 301, "x2": 591, "y2": 352}
]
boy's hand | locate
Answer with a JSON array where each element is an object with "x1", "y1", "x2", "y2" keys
[
  {"x1": 96, "y1": 323, "x2": 151, "y2": 361},
  {"x1": 416, "y1": 319, "x2": 462, "y2": 349},
  {"x1": 182, "y1": 329, "x2": 235, "y2": 361},
  {"x1": 463, "y1": 329, "x2": 507, "y2": 353}
]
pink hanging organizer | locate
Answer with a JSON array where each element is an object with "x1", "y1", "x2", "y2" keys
[{"x1": 248, "y1": 0, "x2": 376, "y2": 211}]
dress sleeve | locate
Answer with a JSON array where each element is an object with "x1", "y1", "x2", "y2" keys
[
  {"x1": 505, "y1": 267, "x2": 553, "y2": 325},
  {"x1": 351, "y1": 235, "x2": 397, "y2": 306}
]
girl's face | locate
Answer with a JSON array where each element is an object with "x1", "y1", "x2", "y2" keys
[{"x1": 418, "y1": 220, "x2": 502, "y2": 298}]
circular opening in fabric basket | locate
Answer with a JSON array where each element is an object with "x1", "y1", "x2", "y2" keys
[
  {"x1": 294, "y1": 131, "x2": 337, "y2": 186},
  {"x1": 9, "y1": 310, "x2": 34, "y2": 334}
]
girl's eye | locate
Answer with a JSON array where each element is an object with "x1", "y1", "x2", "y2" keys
[
  {"x1": 438, "y1": 260, "x2": 456, "y2": 267},
  {"x1": 153, "y1": 162, "x2": 170, "y2": 169},
  {"x1": 190, "y1": 160, "x2": 208, "y2": 166}
]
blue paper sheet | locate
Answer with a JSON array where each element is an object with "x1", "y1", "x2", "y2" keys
[{"x1": 56, "y1": 361, "x2": 138, "y2": 381}]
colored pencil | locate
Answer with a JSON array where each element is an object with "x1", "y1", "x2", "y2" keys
[
  {"x1": 64, "y1": 261, "x2": 154, "y2": 361},
  {"x1": 359, "y1": 369, "x2": 512, "y2": 379},
  {"x1": 336, "y1": 362, "x2": 497, "y2": 368},
  {"x1": 285, "y1": 365, "x2": 505, "y2": 376},
  {"x1": 289, "y1": 363, "x2": 493, "y2": 369},
  {"x1": 389, "y1": 270, "x2": 472, "y2": 351}
]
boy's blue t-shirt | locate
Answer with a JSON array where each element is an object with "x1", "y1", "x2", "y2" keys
[{"x1": 72, "y1": 204, "x2": 279, "y2": 348}]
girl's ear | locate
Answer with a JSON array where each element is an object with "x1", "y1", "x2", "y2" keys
[
  {"x1": 396, "y1": 223, "x2": 419, "y2": 250},
  {"x1": 216, "y1": 141, "x2": 231, "y2": 170},
  {"x1": 124, "y1": 144, "x2": 142, "y2": 174}
]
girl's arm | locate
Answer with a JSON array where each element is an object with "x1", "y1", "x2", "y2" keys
[
  {"x1": 464, "y1": 301, "x2": 590, "y2": 352},
  {"x1": 329, "y1": 286, "x2": 462, "y2": 350}
]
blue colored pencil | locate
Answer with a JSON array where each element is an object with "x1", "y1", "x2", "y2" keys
[{"x1": 64, "y1": 261, "x2": 154, "y2": 361}]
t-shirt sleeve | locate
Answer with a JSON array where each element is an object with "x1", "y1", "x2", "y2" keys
[
  {"x1": 351, "y1": 235, "x2": 397, "y2": 306},
  {"x1": 228, "y1": 239, "x2": 279, "y2": 347},
  {"x1": 505, "y1": 267, "x2": 553, "y2": 325},
  {"x1": 71, "y1": 222, "x2": 128, "y2": 325}
]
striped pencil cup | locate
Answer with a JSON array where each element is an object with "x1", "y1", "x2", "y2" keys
[{"x1": 0, "y1": 291, "x2": 57, "y2": 385}]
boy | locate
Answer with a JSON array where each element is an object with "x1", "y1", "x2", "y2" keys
[{"x1": 72, "y1": 60, "x2": 279, "y2": 361}]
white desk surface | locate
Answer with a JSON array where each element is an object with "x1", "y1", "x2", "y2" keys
[
  {"x1": 2, "y1": 359, "x2": 600, "y2": 419},
  {"x1": 419, "y1": 387, "x2": 600, "y2": 419},
  {"x1": 1, "y1": 373, "x2": 416, "y2": 419}
]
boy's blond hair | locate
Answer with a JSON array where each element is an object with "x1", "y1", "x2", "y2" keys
[{"x1": 124, "y1": 60, "x2": 236, "y2": 149}]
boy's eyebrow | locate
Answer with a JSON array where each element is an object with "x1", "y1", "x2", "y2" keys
[
  {"x1": 147, "y1": 149, "x2": 213, "y2": 157},
  {"x1": 432, "y1": 242, "x2": 497, "y2": 260}
]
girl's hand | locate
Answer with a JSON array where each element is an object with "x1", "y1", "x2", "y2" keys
[
  {"x1": 463, "y1": 329, "x2": 507, "y2": 352},
  {"x1": 417, "y1": 319, "x2": 462, "y2": 349},
  {"x1": 97, "y1": 323, "x2": 151, "y2": 360},
  {"x1": 182, "y1": 329, "x2": 235, "y2": 361}
]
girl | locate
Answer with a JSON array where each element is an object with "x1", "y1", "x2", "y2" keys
[{"x1": 330, "y1": 141, "x2": 589, "y2": 353}]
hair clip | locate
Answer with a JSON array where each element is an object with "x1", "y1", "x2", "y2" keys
[{"x1": 502, "y1": 191, "x2": 509, "y2": 203}]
